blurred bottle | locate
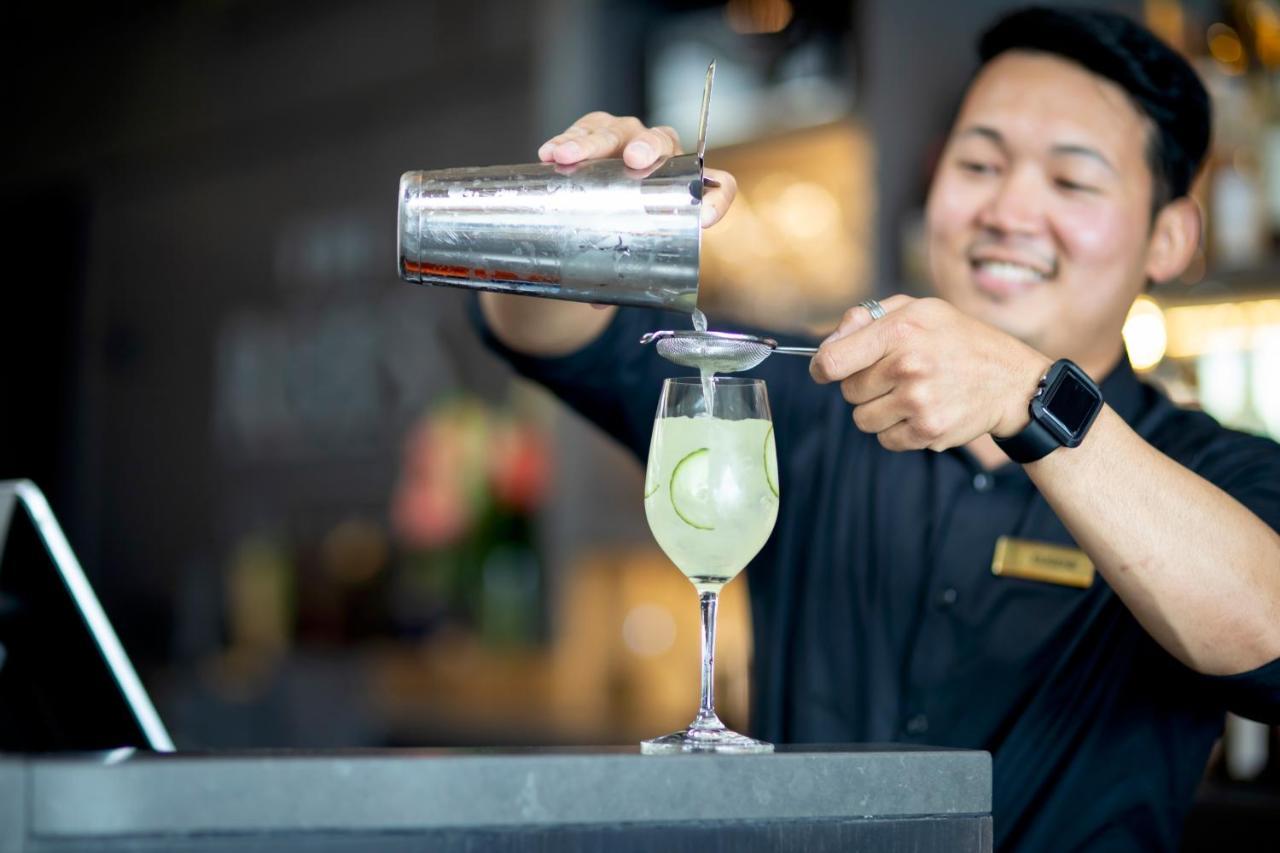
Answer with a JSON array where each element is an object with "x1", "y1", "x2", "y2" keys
[
  {"x1": 1206, "y1": 66, "x2": 1267, "y2": 268},
  {"x1": 1190, "y1": 6, "x2": 1266, "y2": 268},
  {"x1": 1260, "y1": 74, "x2": 1280, "y2": 247}
]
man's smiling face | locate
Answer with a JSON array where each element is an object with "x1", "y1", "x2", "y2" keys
[{"x1": 925, "y1": 50, "x2": 1164, "y2": 367}]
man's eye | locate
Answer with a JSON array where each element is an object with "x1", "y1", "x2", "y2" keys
[
  {"x1": 1055, "y1": 178, "x2": 1098, "y2": 193},
  {"x1": 958, "y1": 160, "x2": 998, "y2": 175}
]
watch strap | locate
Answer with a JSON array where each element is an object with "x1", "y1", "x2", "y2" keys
[{"x1": 993, "y1": 417, "x2": 1061, "y2": 464}]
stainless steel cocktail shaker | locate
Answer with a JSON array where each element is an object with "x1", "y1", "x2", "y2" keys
[{"x1": 397, "y1": 62, "x2": 716, "y2": 312}]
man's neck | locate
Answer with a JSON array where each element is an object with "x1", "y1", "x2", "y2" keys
[{"x1": 1072, "y1": 340, "x2": 1127, "y2": 385}]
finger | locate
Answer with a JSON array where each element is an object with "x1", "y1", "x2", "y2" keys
[
  {"x1": 552, "y1": 125, "x2": 625, "y2": 164},
  {"x1": 555, "y1": 115, "x2": 648, "y2": 164},
  {"x1": 657, "y1": 125, "x2": 683, "y2": 154},
  {"x1": 877, "y1": 420, "x2": 925, "y2": 453},
  {"x1": 810, "y1": 310, "x2": 906, "y2": 385},
  {"x1": 840, "y1": 360, "x2": 896, "y2": 405},
  {"x1": 850, "y1": 393, "x2": 904, "y2": 435},
  {"x1": 700, "y1": 168, "x2": 738, "y2": 227},
  {"x1": 810, "y1": 294, "x2": 915, "y2": 384},
  {"x1": 538, "y1": 125, "x2": 590, "y2": 161},
  {"x1": 824, "y1": 294, "x2": 914, "y2": 345},
  {"x1": 623, "y1": 126, "x2": 680, "y2": 169}
]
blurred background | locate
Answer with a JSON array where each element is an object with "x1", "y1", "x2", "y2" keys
[{"x1": 1, "y1": 0, "x2": 1277, "y2": 846}]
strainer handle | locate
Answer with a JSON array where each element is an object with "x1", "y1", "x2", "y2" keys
[{"x1": 772, "y1": 346, "x2": 819, "y2": 356}]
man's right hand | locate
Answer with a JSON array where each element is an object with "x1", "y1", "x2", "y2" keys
[
  {"x1": 538, "y1": 111, "x2": 738, "y2": 227},
  {"x1": 480, "y1": 112, "x2": 738, "y2": 358}
]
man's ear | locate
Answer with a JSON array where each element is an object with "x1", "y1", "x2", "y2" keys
[{"x1": 1145, "y1": 197, "x2": 1201, "y2": 284}]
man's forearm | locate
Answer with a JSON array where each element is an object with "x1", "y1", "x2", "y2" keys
[
  {"x1": 1026, "y1": 405, "x2": 1280, "y2": 675},
  {"x1": 478, "y1": 292, "x2": 616, "y2": 358}
]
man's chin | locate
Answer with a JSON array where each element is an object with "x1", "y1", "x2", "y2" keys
[
  {"x1": 973, "y1": 275, "x2": 1042, "y2": 302},
  {"x1": 933, "y1": 266, "x2": 1054, "y2": 340},
  {"x1": 950, "y1": 289, "x2": 1051, "y2": 346}
]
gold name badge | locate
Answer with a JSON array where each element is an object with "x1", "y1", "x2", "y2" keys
[{"x1": 991, "y1": 536, "x2": 1095, "y2": 589}]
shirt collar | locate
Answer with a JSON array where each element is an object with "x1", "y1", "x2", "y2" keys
[{"x1": 1096, "y1": 355, "x2": 1150, "y2": 428}]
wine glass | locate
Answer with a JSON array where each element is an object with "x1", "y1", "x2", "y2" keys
[{"x1": 640, "y1": 377, "x2": 779, "y2": 754}]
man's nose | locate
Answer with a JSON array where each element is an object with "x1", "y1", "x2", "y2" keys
[{"x1": 977, "y1": 164, "x2": 1046, "y2": 235}]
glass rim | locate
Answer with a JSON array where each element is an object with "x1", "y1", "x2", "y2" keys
[{"x1": 665, "y1": 376, "x2": 765, "y2": 387}]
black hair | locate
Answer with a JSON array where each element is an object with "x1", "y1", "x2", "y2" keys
[{"x1": 978, "y1": 6, "x2": 1211, "y2": 215}]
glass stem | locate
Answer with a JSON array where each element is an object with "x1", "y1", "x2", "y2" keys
[{"x1": 694, "y1": 589, "x2": 724, "y2": 731}]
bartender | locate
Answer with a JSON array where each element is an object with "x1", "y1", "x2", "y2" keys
[{"x1": 473, "y1": 7, "x2": 1280, "y2": 851}]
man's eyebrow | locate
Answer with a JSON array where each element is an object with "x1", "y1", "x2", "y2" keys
[
  {"x1": 956, "y1": 126, "x2": 1117, "y2": 174},
  {"x1": 957, "y1": 125, "x2": 1006, "y2": 151},
  {"x1": 1050, "y1": 143, "x2": 1117, "y2": 174}
]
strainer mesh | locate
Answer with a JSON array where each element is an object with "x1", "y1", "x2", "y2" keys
[{"x1": 653, "y1": 334, "x2": 775, "y2": 373}]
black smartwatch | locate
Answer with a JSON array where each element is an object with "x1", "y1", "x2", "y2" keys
[{"x1": 993, "y1": 359, "x2": 1103, "y2": 464}]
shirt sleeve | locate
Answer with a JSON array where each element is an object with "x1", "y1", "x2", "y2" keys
[
  {"x1": 1195, "y1": 657, "x2": 1280, "y2": 725},
  {"x1": 1189, "y1": 422, "x2": 1280, "y2": 533},
  {"x1": 1171, "y1": 416, "x2": 1280, "y2": 722}
]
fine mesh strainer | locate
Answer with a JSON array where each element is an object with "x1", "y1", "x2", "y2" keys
[{"x1": 639, "y1": 330, "x2": 818, "y2": 373}]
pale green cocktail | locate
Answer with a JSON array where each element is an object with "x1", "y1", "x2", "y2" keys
[
  {"x1": 643, "y1": 416, "x2": 778, "y2": 591},
  {"x1": 640, "y1": 377, "x2": 778, "y2": 754}
]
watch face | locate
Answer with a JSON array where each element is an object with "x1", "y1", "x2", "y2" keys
[{"x1": 1045, "y1": 369, "x2": 1099, "y2": 435}]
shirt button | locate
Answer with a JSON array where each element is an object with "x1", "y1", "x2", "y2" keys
[
  {"x1": 905, "y1": 713, "x2": 929, "y2": 735},
  {"x1": 972, "y1": 472, "x2": 993, "y2": 492},
  {"x1": 938, "y1": 587, "x2": 958, "y2": 607}
]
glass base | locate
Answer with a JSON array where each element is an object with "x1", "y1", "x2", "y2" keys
[{"x1": 641, "y1": 726, "x2": 774, "y2": 755}]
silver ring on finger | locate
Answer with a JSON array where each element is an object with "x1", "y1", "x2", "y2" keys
[{"x1": 858, "y1": 298, "x2": 886, "y2": 321}]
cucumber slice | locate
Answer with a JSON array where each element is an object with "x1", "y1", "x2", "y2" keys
[
  {"x1": 764, "y1": 425, "x2": 779, "y2": 498},
  {"x1": 670, "y1": 447, "x2": 715, "y2": 530},
  {"x1": 644, "y1": 477, "x2": 659, "y2": 499}
]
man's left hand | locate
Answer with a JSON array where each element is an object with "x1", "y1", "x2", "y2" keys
[{"x1": 809, "y1": 295, "x2": 1053, "y2": 452}]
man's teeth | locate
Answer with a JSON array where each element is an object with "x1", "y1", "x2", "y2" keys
[{"x1": 974, "y1": 260, "x2": 1047, "y2": 282}]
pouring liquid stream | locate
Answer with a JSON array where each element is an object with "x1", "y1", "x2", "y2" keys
[{"x1": 692, "y1": 307, "x2": 716, "y2": 417}]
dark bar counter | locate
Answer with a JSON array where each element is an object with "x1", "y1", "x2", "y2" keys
[{"x1": 0, "y1": 745, "x2": 991, "y2": 852}]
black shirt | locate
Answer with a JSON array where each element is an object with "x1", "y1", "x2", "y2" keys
[{"x1": 473, "y1": 300, "x2": 1280, "y2": 852}]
